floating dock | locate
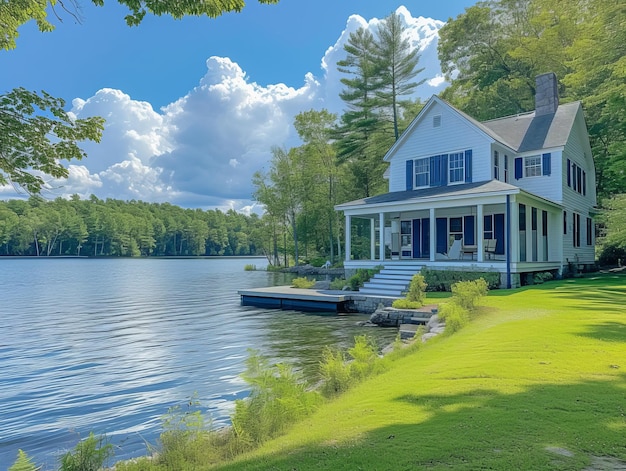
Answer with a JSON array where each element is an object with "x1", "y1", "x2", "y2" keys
[{"x1": 238, "y1": 286, "x2": 351, "y2": 313}]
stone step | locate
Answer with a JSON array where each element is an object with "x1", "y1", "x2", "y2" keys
[
  {"x1": 367, "y1": 277, "x2": 412, "y2": 285},
  {"x1": 358, "y1": 287, "x2": 404, "y2": 297}
]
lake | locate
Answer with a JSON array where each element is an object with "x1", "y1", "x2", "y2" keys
[{"x1": 0, "y1": 257, "x2": 395, "y2": 470}]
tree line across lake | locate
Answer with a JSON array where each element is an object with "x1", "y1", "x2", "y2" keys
[{"x1": 0, "y1": 196, "x2": 267, "y2": 258}]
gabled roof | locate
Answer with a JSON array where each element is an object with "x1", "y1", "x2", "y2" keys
[
  {"x1": 481, "y1": 101, "x2": 581, "y2": 153},
  {"x1": 384, "y1": 96, "x2": 583, "y2": 160},
  {"x1": 383, "y1": 96, "x2": 516, "y2": 162},
  {"x1": 336, "y1": 180, "x2": 520, "y2": 209}
]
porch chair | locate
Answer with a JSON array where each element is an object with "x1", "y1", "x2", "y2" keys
[
  {"x1": 484, "y1": 239, "x2": 497, "y2": 259},
  {"x1": 441, "y1": 238, "x2": 462, "y2": 260}
]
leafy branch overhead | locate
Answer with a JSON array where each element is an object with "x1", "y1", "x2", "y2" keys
[
  {"x1": 0, "y1": 0, "x2": 280, "y2": 50},
  {"x1": 0, "y1": 88, "x2": 104, "y2": 194}
]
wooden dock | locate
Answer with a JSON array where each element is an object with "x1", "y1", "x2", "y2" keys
[{"x1": 238, "y1": 286, "x2": 350, "y2": 313}]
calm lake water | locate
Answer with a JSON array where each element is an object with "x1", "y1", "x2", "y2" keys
[{"x1": 0, "y1": 257, "x2": 394, "y2": 470}]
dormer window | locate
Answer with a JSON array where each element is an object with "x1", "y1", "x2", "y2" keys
[
  {"x1": 524, "y1": 155, "x2": 542, "y2": 177},
  {"x1": 433, "y1": 115, "x2": 441, "y2": 128},
  {"x1": 449, "y1": 152, "x2": 465, "y2": 183}
]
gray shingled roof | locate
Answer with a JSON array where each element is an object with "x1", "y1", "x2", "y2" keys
[
  {"x1": 336, "y1": 180, "x2": 520, "y2": 209},
  {"x1": 481, "y1": 101, "x2": 581, "y2": 152}
]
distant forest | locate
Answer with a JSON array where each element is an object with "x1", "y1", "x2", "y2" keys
[{"x1": 0, "y1": 197, "x2": 265, "y2": 258}]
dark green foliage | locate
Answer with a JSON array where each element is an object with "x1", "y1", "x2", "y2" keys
[
  {"x1": 349, "y1": 267, "x2": 381, "y2": 290},
  {"x1": 421, "y1": 268, "x2": 500, "y2": 292},
  {"x1": 598, "y1": 244, "x2": 626, "y2": 267},
  {"x1": 59, "y1": 432, "x2": 113, "y2": 471},
  {"x1": 0, "y1": 196, "x2": 263, "y2": 257}
]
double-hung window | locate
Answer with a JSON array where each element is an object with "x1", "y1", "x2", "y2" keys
[
  {"x1": 524, "y1": 155, "x2": 542, "y2": 177},
  {"x1": 414, "y1": 158, "x2": 430, "y2": 188},
  {"x1": 449, "y1": 152, "x2": 464, "y2": 183}
]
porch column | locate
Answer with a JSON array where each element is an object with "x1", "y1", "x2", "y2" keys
[
  {"x1": 370, "y1": 218, "x2": 376, "y2": 260},
  {"x1": 477, "y1": 204, "x2": 484, "y2": 262},
  {"x1": 509, "y1": 196, "x2": 519, "y2": 263},
  {"x1": 345, "y1": 214, "x2": 351, "y2": 262},
  {"x1": 379, "y1": 212, "x2": 385, "y2": 262},
  {"x1": 429, "y1": 207, "x2": 436, "y2": 262}
]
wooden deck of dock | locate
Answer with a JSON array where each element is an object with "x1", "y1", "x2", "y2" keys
[{"x1": 238, "y1": 286, "x2": 351, "y2": 313}]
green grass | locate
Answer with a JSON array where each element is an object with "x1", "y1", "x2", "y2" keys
[{"x1": 212, "y1": 273, "x2": 626, "y2": 470}]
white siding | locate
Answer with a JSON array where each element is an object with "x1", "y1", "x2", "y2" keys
[
  {"x1": 560, "y1": 119, "x2": 597, "y2": 266},
  {"x1": 513, "y1": 149, "x2": 563, "y2": 203},
  {"x1": 388, "y1": 101, "x2": 493, "y2": 192}
]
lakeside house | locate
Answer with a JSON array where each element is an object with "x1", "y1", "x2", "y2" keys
[{"x1": 335, "y1": 73, "x2": 597, "y2": 291}]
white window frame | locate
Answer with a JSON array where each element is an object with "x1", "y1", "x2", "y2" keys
[
  {"x1": 493, "y1": 151, "x2": 500, "y2": 180},
  {"x1": 524, "y1": 155, "x2": 542, "y2": 178},
  {"x1": 449, "y1": 152, "x2": 465, "y2": 184},
  {"x1": 414, "y1": 157, "x2": 430, "y2": 188}
]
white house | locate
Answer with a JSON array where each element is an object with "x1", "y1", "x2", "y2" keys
[{"x1": 335, "y1": 73, "x2": 597, "y2": 291}]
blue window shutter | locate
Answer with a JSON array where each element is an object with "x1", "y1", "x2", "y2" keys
[
  {"x1": 436, "y1": 218, "x2": 447, "y2": 254},
  {"x1": 542, "y1": 153, "x2": 551, "y2": 176},
  {"x1": 494, "y1": 214, "x2": 505, "y2": 254},
  {"x1": 430, "y1": 155, "x2": 441, "y2": 187},
  {"x1": 465, "y1": 149, "x2": 473, "y2": 183},
  {"x1": 464, "y1": 215, "x2": 475, "y2": 245},
  {"x1": 441, "y1": 154, "x2": 448, "y2": 186},
  {"x1": 515, "y1": 157, "x2": 523, "y2": 180},
  {"x1": 567, "y1": 159, "x2": 571, "y2": 186},
  {"x1": 406, "y1": 159, "x2": 414, "y2": 190}
]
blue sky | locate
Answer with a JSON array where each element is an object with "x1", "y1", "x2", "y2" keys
[{"x1": 1, "y1": 1, "x2": 477, "y2": 210}]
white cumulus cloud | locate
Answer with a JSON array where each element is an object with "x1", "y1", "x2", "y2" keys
[{"x1": 42, "y1": 6, "x2": 447, "y2": 211}]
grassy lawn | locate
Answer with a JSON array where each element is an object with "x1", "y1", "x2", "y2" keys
[{"x1": 213, "y1": 273, "x2": 626, "y2": 470}]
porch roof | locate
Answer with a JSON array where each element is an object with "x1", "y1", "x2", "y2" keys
[{"x1": 336, "y1": 180, "x2": 520, "y2": 210}]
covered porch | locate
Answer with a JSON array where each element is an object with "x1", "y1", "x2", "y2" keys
[{"x1": 335, "y1": 181, "x2": 564, "y2": 288}]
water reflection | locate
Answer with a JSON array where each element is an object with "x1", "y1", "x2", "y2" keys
[{"x1": 0, "y1": 258, "x2": 395, "y2": 469}]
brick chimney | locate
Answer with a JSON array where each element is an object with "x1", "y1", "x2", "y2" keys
[{"x1": 535, "y1": 72, "x2": 559, "y2": 116}]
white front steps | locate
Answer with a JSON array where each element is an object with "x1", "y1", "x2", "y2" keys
[{"x1": 359, "y1": 264, "x2": 422, "y2": 297}]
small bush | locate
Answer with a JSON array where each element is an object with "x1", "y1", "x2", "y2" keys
[
  {"x1": 9, "y1": 450, "x2": 37, "y2": 471},
  {"x1": 392, "y1": 298, "x2": 423, "y2": 309},
  {"x1": 421, "y1": 268, "x2": 500, "y2": 291},
  {"x1": 406, "y1": 274, "x2": 427, "y2": 304},
  {"x1": 533, "y1": 271, "x2": 554, "y2": 284},
  {"x1": 349, "y1": 267, "x2": 382, "y2": 290},
  {"x1": 232, "y1": 350, "x2": 321, "y2": 446},
  {"x1": 450, "y1": 278, "x2": 488, "y2": 310},
  {"x1": 244, "y1": 264, "x2": 256, "y2": 271},
  {"x1": 291, "y1": 277, "x2": 315, "y2": 289},
  {"x1": 319, "y1": 347, "x2": 353, "y2": 397},
  {"x1": 330, "y1": 278, "x2": 347, "y2": 290},
  {"x1": 438, "y1": 302, "x2": 470, "y2": 335},
  {"x1": 319, "y1": 335, "x2": 384, "y2": 397},
  {"x1": 59, "y1": 433, "x2": 114, "y2": 471},
  {"x1": 157, "y1": 395, "x2": 211, "y2": 467}
]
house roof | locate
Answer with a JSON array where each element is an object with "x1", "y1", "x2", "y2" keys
[
  {"x1": 336, "y1": 180, "x2": 521, "y2": 209},
  {"x1": 384, "y1": 96, "x2": 582, "y2": 161},
  {"x1": 482, "y1": 101, "x2": 581, "y2": 153}
]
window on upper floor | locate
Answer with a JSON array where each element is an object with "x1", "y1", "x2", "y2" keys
[
  {"x1": 524, "y1": 155, "x2": 542, "y2": 177},
  {"x1": 493, "y1": 151, "x2": 500, "y2": 180},
  {"x1": 567, "y1": 159, "x2": 587, "y2": 196},
  {"x1": 504, "y1": 155, "x2": 509, "y2": 183},
  {"x1": 415, "y1": 157, "x2": 430, "y2": 188},
  {"x1": 449, "y1": 152, "x2": 465, "y2": 183},
  {"x1": 408, "y1": 149, "x2": 472, "y2": 191}
]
